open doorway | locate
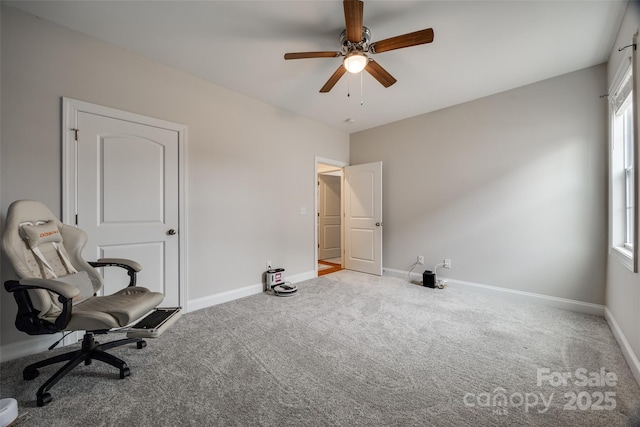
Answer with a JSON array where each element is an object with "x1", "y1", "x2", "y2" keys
[
  {"x1": 318, "y1": 165, "x2": 342, "y2": 276},
  {"x1": 315, "y1": 157, "x2": 347, "y2": 277},
  {"x1": 315, "y1": 157, "x2": 383, "y2": 277}
]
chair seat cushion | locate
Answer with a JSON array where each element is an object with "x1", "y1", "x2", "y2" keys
[{"x1": 63, "y1": 287, "x2": 165, "y2": 331}]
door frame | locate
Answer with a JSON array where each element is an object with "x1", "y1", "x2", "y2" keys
[
  {"x1": 315, "y1": 156, "x2": 348, "y2": 277},
  {"x1": 61, "y1": 97, "x2": 189, "y2": 312},
  {"x1": 318, "y1": 173, "x2": 342, "y2": 260}
]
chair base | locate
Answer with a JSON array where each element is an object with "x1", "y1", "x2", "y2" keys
[{"x1": 23, "y1": 332, "x2": 146, "y2": 407}]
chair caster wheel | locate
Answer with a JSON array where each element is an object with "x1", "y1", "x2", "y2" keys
[
  {"x1": 120, "y1": 367, "x2": 131, "y2": 379},
  {"x1": 24, "y1": 370, "x2": 39, "y2": 380},
  {"x1": 136, "y1": 340, "x2": 147, "y2": 349},
  {"x1": 37, "y1": 393, "x2": 52, "y2": 407}
]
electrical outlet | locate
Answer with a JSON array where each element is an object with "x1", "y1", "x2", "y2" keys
[
  {"x1": 444, "y1": 259, "x2": 451, "y2": 269},
  {"x1": 417, "y1": 255, "x2": 424, "y2": 265},
  {"x1": 266, "y1": 260, "x2": 272, "y2": 270}
]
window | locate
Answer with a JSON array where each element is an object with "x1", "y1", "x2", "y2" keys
[
  {"x1": 623, "y1": 101, "x2": 634, "y2": 250},
  {"x1": 610, "y1": 62, "x2": 637, "y2": 271}
]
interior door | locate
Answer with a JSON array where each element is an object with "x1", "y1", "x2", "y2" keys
[
  {"x1": 76, "y1": 111, "x2": 180, "y2": 307},
  {"x1": 318, "y1": 174, "x2": 342, "y2": 260},
  {"x1": 344, "y1": 161, "x2": 383, "y2": 275}
]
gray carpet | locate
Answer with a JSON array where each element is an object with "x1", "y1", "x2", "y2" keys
[{"x1": 2, "y1": 270, "x2": 640, "y2": 426}]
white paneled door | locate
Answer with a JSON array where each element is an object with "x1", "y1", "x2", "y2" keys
[
  {"x1": 318, "y1": 174, "x2": 342, "y2": 260},
  {"x1": 344, "y1": 162, "x2": 383, "y2": 276},
  {"x1": 73, "y1": 109, "x2": 181, "y2": 307}
]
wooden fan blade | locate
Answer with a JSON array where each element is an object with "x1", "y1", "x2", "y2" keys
[
  {"x1": 365, "y1": 60, "x2": 397, "y2": 88},
  {"x1": 320, "y1": 66, "x2": 347, "y2": 93},
  {"x1": 284, "y1": 51, "x2": 341, "y2": 60},
  {"x1": 370, "y1": 28, "x2": 434, "y2": 54},
  {"x1": 344, "y1": 0, "x2": 364, "y2": 43}
]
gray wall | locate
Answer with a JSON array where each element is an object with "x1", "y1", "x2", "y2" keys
[
  {"x1": 606, "y1": 1, "x2": 640, "y2": 376},
  {"x1": 0, "y1": 6, "x2": 349, "y2": 352},
  {"x1": 351, "y1": 65, "x2": 608, "y2": 305}
]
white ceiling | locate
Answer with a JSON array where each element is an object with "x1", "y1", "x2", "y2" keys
[{"x1": 7, "y1": 0, "x2": 628, "y2": 133}]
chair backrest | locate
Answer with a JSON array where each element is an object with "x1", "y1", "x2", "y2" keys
[{"x1": 3, "y1": 200, "x2": 103, "y2": 318}]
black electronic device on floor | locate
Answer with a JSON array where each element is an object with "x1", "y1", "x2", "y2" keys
[{"x1": 423, "y1": 270, "x2": 436, "y2": 288}]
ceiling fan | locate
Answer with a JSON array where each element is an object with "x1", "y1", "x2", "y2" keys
[{"x1": 284, "y1": 0, "x2": 434, "y2": 93}]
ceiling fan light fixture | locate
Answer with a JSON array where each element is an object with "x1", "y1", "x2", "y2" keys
[
  {"x1": 284, "y1": 1, "x2": 433, "y2": 93},
  {"x1": 343, "y1": 52, "x2": 368, "y2": 73}
]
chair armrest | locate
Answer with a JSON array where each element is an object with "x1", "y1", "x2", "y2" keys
[
  {"x1": 91, "y1": 258, "x2": 142, "y2": 272},
  {"x1": 4, "y1": 279, "x2": 75, "y2": 333},
  {"x1": 89, "y1": 258, "x2": 142, "y2": 287},
  {"x1": 6, "y1": 278, "x2": 80, "y2": 300}
]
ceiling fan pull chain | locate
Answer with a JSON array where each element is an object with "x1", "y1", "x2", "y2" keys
[
  {"x1": 347, "y1": 72, "x2": 351, "y2": 98},
  {"x1": 360, "y1": 71, "x2": 364, "y2": 106}
]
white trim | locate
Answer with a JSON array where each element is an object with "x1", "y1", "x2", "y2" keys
[
  {"x1": 187, "y1": 283, "x2": 263, "y2": 313},
  {"x1": 610, "y1": 53, "x2": 632, "y2": 96},
  {"x1": 0, "y1": 335, "x2": 60, "y2": 363},
  {"x1": 383, "y1": 268, "x2": 414, "y2": 279},
  {"x1": 180, "y1": 127, "x2": 190, "y2": 312},
  {"x1": 605, "y1": 308, "x2": 640, "y2": 387},
  {"x1": 314, "y1": 156, "x2": 348, "y2": 278},
  {"x1": 61, "y1": 97, "x2": 189, "y2": 312},
  {"x1": 384, "y1": 268, "x2": 605, "y2": 316},
  {"x1": 187, "y1": 270, "x2": 315, "y2": 313},
  {"x1": 612, "y1": 245, "x2": 634, "y2": 271},
  {"x1": 287, "y1": 270, "x2": 316, "y2": 284}
]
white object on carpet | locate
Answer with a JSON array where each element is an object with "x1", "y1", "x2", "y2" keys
[{"x1": 0, "y1": 398, "x2": 17, "y2": 427}]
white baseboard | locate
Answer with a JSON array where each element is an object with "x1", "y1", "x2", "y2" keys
[
  {"x1": 286, "y1": 270, "x2": 316, "y2": 284},
  {"x1": 384, "y1": 268, "x2": 417, "y2": 281},
  {"x1": 0, "y1": 335, "x2": 60, "y2": 363},
  {"x1": 187, "y1": 282, "x2": 263, "y2": 312},
  {"x1": 186, "y1": 270, "x2": 315, "y2": 313},
  {"x1": 605, "y1": 308, "x2": 640, "y2": 387},
  {"x1": 383, "y1": 268, "x2": 605, "y2": 317}
]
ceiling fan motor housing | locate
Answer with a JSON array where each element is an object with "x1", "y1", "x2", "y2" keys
[{"x1": 340, "y1": 26, "x2": 371, "y2": 54}]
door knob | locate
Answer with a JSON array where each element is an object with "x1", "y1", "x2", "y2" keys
[
  {"x1": 375, "y1": 222, "x2": 382, "y2": 227},
  {"x1": 167, "y1": 229, "x2": 177, "y2": 235}
]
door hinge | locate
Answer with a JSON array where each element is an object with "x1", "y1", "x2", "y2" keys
[
  {"x1": 71, "y1": 128, "x2": 79, "y2": 141},
  {"x1": 75, "y1": 214, "x2": 78, "y2": 225}
]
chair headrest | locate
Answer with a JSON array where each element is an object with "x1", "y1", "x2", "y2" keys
[
  {"x1": 19, "y1": 221, "x2": 63, "y2": 249},
  {"x1": 3, "y1": 200, "x2": 65, "y2": 279}
]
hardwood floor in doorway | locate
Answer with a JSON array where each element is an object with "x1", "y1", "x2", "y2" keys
[{"x1": 318, "y1": 260, "x2": 342, "y2": 276}]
